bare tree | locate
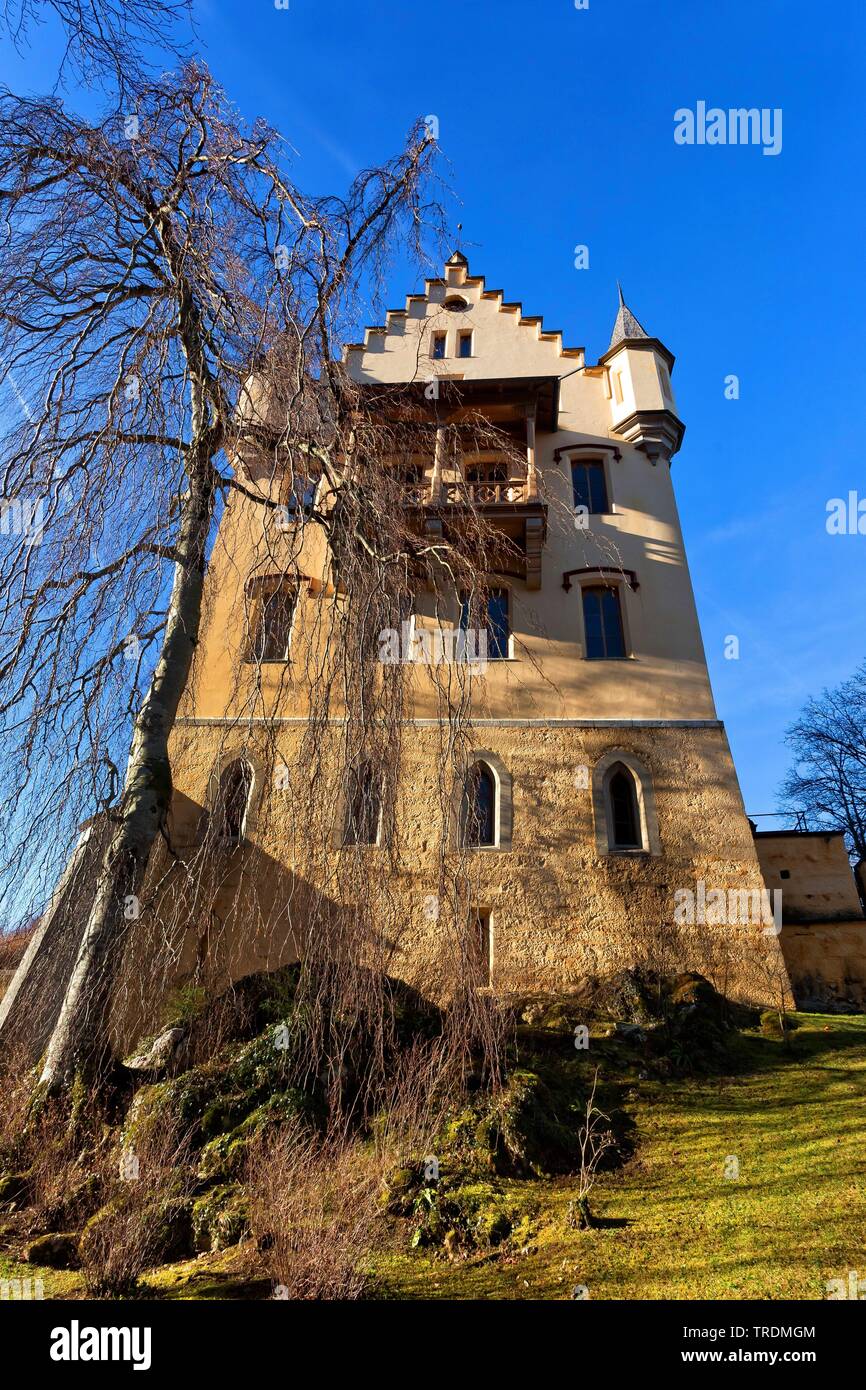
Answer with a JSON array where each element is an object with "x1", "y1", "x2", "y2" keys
[
  {"x1": 779, "y1": 661, "x2": 866, "y2": 863},
  {"x1": 0, "y1": 62, "x2": 450, "y2": 1090},
  {"x1": 1, "y1": 0, "x2": 192, "y2": 91},
  {"x1": 571, "y1": 1067, "x2": 614, "y2": 1230}
]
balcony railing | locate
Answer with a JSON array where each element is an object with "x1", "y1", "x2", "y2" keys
[
  {"x1": 443, "y1": 478, "x2": 528, "y2": 505},
  {"x1": 403, "y1": 477, "x2": 532, "y2": 506}
]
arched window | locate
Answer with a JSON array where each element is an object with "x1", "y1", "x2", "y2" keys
[
  {"x1": 343, "y1": 762, "x2": 382, "y2": 846},
  {"x1": 462, "y1": 761, "x2": 496, "y2": 847},
  {"x1": 605, "y1": 762, "x2": 642, "y2": 851},
  {"x1": 216, "y1": 759, "x2": 253, "y2": 842}
]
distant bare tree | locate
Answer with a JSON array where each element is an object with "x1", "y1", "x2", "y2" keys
[{"x1": 779, "y1": 661, "x2": 866, "y2": 863}]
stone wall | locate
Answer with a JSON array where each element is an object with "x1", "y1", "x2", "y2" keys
[
  {"x1": 754, "y1": 831, "x2": 864, "y2": 923},
  {"x1": 779, "y1": 921, "x2": 866, "y2": 1008},
  {"x1": 106, "y1": 716, "x2": 794, "y2": 1049}
]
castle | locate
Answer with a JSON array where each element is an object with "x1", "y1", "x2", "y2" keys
[
  {"x1": 5, "y1": 253, "x2": 866, "y2": 1061},
  {"x1": 143, "y1": 252, "x2": 797, "y2": 1016}
]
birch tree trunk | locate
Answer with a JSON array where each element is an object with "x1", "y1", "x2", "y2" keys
[{"x1": 40, "y1": 469, "x2": 214, "y2": 1090}]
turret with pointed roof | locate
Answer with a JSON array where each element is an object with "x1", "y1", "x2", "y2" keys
[
  {"x1": 598, "y1": 284, "x2": 684, "y2": 461},
  {"x1": 608, "y1": 283, "x2": 650, "y2": 352}
]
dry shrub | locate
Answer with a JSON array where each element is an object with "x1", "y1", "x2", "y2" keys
[
  {"x1": 0, "y1": 1049, "x2": 38, "y2": 1175},
  {"x1": 370, "y1": 1034, "x2": 457, "y2": 1171},
  {"x1": 247, "y1": 1035, "x2": 457, "y2": 1300},
  {"x1": 247, "y1": 1120, "x2": 381, "y2": 1301},
  {"x1": 0, "y1": 921, "x2": 36, "y2": 974},
  {"x1": 26, "y1": 1092, "x2": 111, "y2": 1235},
  {"x1": 0, "y1": 1050, "x2": 111, "y2": 1237},
  {"x1": 78, "y1": 1106, "x2": 195, "y2": 1298}
]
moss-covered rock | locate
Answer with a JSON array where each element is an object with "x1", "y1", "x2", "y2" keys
[
  {"x1": 409, "y1": 1178, "x2": 526, "y2": 1252},
  {"x1": 124, "y1": 1027, "x2": 308, "y2": 1158},
  {"x1": 379, "y1": 1165, "x2": 420, "y2": 1215},
  {"x1": 485, "y1": 1069, "x2": 585, "y2": 1176},
  {"x1": 25, "y1": 1232, "x2": 80, "y2": 1269},
  {"x1": 81, "y1": 1191, "x2": 194, "y2": 1272},
  {"x1": 197, "y1": 1090, "x2": 307, "y2": 1181},
  {"x1": 0, "y1": 1171, "x2": 30, "y2": 1208},
  {"x1": 516, "y1": 994, "x2": 585, "y2": 1034},
  {"x1": 191, "y1": 1185, "x2": 249, "y2": 1253}
]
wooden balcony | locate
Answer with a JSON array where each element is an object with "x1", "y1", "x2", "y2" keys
[
  {"x1": 403, "y1": 477, "x2": 531, "y2": 506},
  {"x1": 402, "y1": 467, "x2": 547, "y2": 589},
  {"x1": 442, "y1": 477, "x2": 530, "y2": 506},
  {"x1": 362, "y1": 375, "x2": 558, "y2": 590}
]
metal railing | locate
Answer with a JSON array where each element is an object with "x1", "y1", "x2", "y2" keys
[{"x1": 749, "y1": 811, "x2": 809, "y2": 832}]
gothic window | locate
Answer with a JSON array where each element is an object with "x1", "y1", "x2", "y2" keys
[
  {"x1": 461, "y1": 761, "x2": 496, "y2": 847},
  {"x1": 582, "y1": 585, "x2": 626, "y2": 660},
  {"x1": 343, "y1": 762, "x2": 382, "y2": 846},
  {"x1": 605, "y1": 763, "x2": 642, "y2": 851},
  {"x1": 216, "y1": 759, "x2": 253, "y2": 842}
]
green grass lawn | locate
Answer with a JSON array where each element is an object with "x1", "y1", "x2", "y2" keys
[
  {"x1": 2, "y1": 1013, "x2": 863, "y2": 1301},
  {"x1": 371, "y1": 1013, "x2": 866, "y2": 1300}
]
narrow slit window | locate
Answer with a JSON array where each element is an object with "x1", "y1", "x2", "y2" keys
[
  {"x1": 432, "y1": 332, "x2": 447, "y2": 360},
  {"x1": 461, "y1": 762, "x2": 496, "y2": 847},
  {"x1": 343, "y1": 763, "x2": 381, "y2": 846},
  {"x1": 458, "y1": 331, "x2": 473, "y2": 358},
  {"x1": 470, "y1": 911, "x2": 492, "y2": 985}
]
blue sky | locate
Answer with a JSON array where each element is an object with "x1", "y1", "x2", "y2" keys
[{"x1": 2, "y1": 0, "x2": 864, "y2": 818}]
